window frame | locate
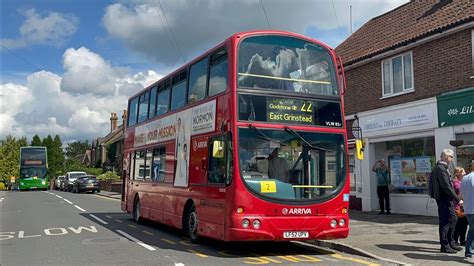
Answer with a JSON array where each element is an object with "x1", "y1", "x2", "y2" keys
[
  {"x1": 128, "y1": 97, "x2": 139, "y2": 127},
  {"x1": 188, "y1": 57, "x2": 209, "y2": 104},
  {"x1": 170, "y1": 70, "x2": 188, "y2": 111},
  {"x1": 381, "y1": 51, "x2": 414, "y2": 98},
  {"x1": 137, "y1": 91, "x2": 150, "y2": 123},
  {"x1": 208, "y1": 48, "x2": 229, "y2": 97}
]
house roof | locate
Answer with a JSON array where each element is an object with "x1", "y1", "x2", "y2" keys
[{"x1": 335, "y1": 0, "x2": 474, "y2": 66}]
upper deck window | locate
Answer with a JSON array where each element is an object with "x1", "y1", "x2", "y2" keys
[
  {"x1": 148, "y1": 86, "x2": 158, "y2": 118},
  {"x1": 137, "y1": 92, "x2": 149, "y2": 123},
  {"x1": 209, "y1": 49, "x2": 228, "y2": 96},
  {"x1": 188, "y1": 58, "x2": 208, "y2": 103},
  {"x1": 128, "y1": 97, "x2": 138, "y2": 127},
  {"x1": 171, "y1": 71, "x2": 187, "y2": 111},
  {"x1": 238, "y1": 35, "x2": 338, "y2": 96}
]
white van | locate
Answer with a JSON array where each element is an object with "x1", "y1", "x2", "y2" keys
[{"x1": 64, "y1": 171, "x2": 87, "y2": 192}]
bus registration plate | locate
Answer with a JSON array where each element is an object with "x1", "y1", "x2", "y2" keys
[{"x1": 283, "y1": 231, "x2": 309, "y2": 239}]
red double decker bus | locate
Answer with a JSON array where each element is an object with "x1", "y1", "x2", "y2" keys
[{"x1": 122, "y1": 30, "x2": 349, "y2": 242}]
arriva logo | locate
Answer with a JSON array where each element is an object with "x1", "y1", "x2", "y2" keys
[{"x1": 282, "y1": 208, "x2": 312, "y2": 215}]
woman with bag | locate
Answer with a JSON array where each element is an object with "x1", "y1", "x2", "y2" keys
[
  {"x1": 453, "y1": 167, "x2": 468, "y2": 245},
  {"x1": 372, "y1": 159, "x2": 391, "y2": 215}
]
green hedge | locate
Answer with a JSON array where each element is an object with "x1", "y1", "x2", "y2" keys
[{"x1": 97, "y1": 171, "x2": 120, "y2": 180}]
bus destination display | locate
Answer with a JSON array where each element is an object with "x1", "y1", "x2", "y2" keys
[{"x1": 266, "y1": 98, "x2": 314, "y2": 124}]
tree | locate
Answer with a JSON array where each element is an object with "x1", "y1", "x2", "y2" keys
[
  {"x1": 65, "y1": 140, "x2": 91, "y2": 159},
  {"x1": 31, "y1": 135, "x2": 42, "y2": 146},
  {"x1": 48, "y1": 135, "x2": 65, "y2": 176},
  {"x1": 0, "y1": 135, "x2": 28, "y2": 182}
]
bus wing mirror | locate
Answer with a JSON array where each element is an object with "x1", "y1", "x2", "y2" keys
[
  {"x1": 356, "y1": 139, "x2": 364, "y2": 160},
  {"x1": 212, "y1": 140, "x2": 225, "y2": 158}
]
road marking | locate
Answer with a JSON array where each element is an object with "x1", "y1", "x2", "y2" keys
[
  {"x1": 127, "y1": 224, "x2": 137, "y2": 228},
  {"x1": 89, "y1": 214, "x2": 108, "y2": 225},
  {"x1": 105, "y1": 215, "x2": 112, "y2": 219},
  {"x1": 179, "y1": 240, "x2": 198, "y2": 246},
  {"x1": 187, "y1": 249, "x2": 208, "y2": 258},
  {"x1": 74, "y1": 205, "x2": 86, "y2": 212},
  {"x1": 116, "y1": 230, "x2": 156, "y2": 251},
  {"x1": 332, "y1": 254, "x2": 380, "y2": 266},
  {"x1": 115, "y1": 219, "x2": 123, "y2": 223},
  {"x1": 63, "y1": 199, "x2": 73, "y2": 204},
  {"x1": 161, "y1": 238, "x2": 177, "y2": 245},
  {"x1": 143, "y1": 230, "x2": 154, "y2": 236},
  {"x1": 55, "y1": 195, "x2": 63, "y2": 199},
  {"x1": 0, "y1": 197, "x2": 4, "y2": 202}
]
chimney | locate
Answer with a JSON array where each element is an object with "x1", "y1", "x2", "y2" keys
[
  {"x1": 110, "y1": 112, "x2": 118, "y2": 132},
  {"x1": 122, "y1": 109, "x2": 127, "y2": 133}
]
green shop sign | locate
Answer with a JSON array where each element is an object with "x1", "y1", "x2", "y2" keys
[{"x1": 437, "y1": 87, "x2": 474, "y2": 127}]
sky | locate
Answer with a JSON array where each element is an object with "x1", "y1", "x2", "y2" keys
[{"x1": 1, "y1": 0, "x2": 409, "y2": 144}]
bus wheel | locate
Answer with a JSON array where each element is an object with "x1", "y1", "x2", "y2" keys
[
  {"x1": 186, "y1": 204, "x2": 200, "y2": 243},
  {"x1": 133, "y1": 197, "x2": 143, "y2": 224}
]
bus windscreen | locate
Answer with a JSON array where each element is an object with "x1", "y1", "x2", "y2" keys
[
  {"x1": 238, "y1": 35, "x2": 338, "y2": 96},
  {"x1": 238, "y1": 127, "x2": 346, "y2": 201}
]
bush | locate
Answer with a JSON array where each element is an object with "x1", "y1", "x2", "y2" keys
[{"x1": 97, "y1": 171, "x2": 120, "y2": 180}]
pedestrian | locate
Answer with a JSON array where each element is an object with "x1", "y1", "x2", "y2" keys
[
  {"x1": 431, "y1": 149, "x2": 463, "y2": 253},
  {"x1": 461, "y1": 162, "x2": 474, "y2": 258},
  {"x1": 372, "y1": 159, "x2": 391, "y2": 215},
  {"x1": 453, "y1": 167, "x2": 468, "y2": 246}
]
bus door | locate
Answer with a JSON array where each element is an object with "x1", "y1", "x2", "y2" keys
[{"x1": 200, "y1": 134, "x2": 231, "y2": 229}]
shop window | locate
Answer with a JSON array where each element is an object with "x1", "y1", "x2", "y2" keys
[
  {"x1": 456, "y1": 133, "x2": 474, "y2": 170},
  {"x1": 385, "y1": 136, "x2": 435, "y2": 194}
]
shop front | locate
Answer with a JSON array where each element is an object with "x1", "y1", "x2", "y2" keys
[
  {"x1": 355, "y1": 98, "x2": 439, "y2": 216},
  {"x1": 436, "y1": 87, "x2": 474, "y2": 173}
]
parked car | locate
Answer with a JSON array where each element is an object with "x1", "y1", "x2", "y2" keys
[
  {"x1": 72, "y1": 175, "x2": 100, "y2": 193},
  {"x1": 64, "y1": 171, "x2": 87, "y2": 192},
  {"x1": 55, "y1": 176, "x2": 65, "y2": 190}
]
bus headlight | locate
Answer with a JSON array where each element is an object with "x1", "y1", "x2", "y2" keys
[
  {"x1": 20, "y1": 182, "x2": 24, "y2": 186},
  {"x1": 252, "y1": 219, "x2": 261, "y2": 229},
  {"x1": 339, "y1": 218, "x2": 346, "y2": 227},
  {"x1": 330, "y1": 219, "x2": 338, "y2": 228},
  {"x1": 242, "y1": 219, "x2": 250, "y2": 228},
  {"x1": 41, "y1": 181, "x2": 46, "y2": 185}
]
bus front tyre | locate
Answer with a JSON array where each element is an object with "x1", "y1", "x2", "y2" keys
[
  {"x1": 133, "y1": 198, "x2": 143, "y2": 224},
  {"x1": 186, "y1": 205, "x2": 200, "y2": 243}
]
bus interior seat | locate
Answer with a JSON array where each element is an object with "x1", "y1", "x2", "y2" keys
[{"x1": 256, "y1": 158, "x2": 268, "y2": 174}]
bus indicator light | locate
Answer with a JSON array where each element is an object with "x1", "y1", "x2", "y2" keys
[
  {"x1": 237, "y1": 207, "x2": 244, "y2": 214},
  {"x1": 342, "y1": 208, "x2": 347, "y2": 214}
]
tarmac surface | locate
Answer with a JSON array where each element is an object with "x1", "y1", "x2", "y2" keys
[{"x1": 319, "y1": 208, "x2": 474, "y2": 265}]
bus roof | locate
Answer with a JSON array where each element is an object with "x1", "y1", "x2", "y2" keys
[{"x1": 128, "y1": 30, "x2": 334, "y2": 100}]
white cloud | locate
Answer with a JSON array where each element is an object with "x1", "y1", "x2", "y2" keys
[
  {"x1": 1, "y1": 47, "x2": 164, "y2": 142},
  {"x1": 102, "y1": 0, "x2": 408, "y2": 66},
  {"x1": 1, "y1": 8, "x2": 79, "y2": 49}
]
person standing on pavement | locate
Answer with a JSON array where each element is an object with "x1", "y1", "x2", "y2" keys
[
  {"x1": 372, "y1": 159, "x2": 391, "y2": 215},
  {"x1": 461, "y1": 162, "x2": 474, "y2": 258},
  {"x1": 453, "y1": 167, "x2": 468, "y2": 246},
  {"x1": 431, "y1": 149, "x2": 463, "y2": 253}
]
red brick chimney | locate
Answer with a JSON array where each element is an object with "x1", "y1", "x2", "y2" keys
[{"x1": 110, "y1": 112, "x2": 118, "y2": 132}]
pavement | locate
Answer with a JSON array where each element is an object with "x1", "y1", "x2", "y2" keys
[
  {"x1": 96, "y1": 190, "x2": 122, "y2": 200},
  {"x1": 317, "y1": 209, "x2": 474, "y2": 265}
]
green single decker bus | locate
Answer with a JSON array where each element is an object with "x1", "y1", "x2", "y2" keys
[{"x1": 19, "y1": 146, "x2": 48, "y2": 191}]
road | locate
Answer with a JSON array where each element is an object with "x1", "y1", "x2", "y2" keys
[{"x1": 0, "y1": 190, "x2": 385, "y2": 265}]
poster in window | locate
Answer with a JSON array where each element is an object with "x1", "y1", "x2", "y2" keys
[{"x1": 390, "y1": 156, "x2": 431, "y2": 189}]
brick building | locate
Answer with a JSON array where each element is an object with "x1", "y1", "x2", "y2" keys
[
  {"x1": 91, "y1": 111, "x2": 126, "y2": 176},
  {"x1": 336, "y1": 1, "x2": 473, "y2": 215}
]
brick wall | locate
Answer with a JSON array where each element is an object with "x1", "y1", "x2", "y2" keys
[{"x1": 344, "y1": 28, "x2": 473, "y2": 115}]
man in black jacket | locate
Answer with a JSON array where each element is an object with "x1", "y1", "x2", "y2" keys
[{"x1": 432, "y1": 149, "x2": 464, "y2": 253}]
